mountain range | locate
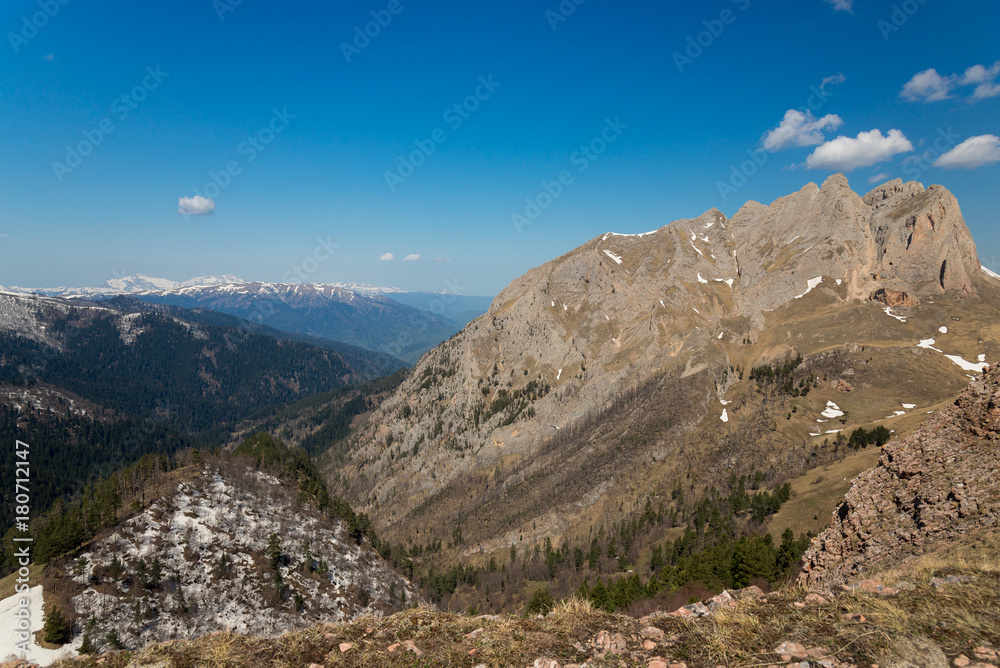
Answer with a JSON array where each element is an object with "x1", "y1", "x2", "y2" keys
[{"x1": 1, "y1": 276, "x2": 493, "y2": 364}]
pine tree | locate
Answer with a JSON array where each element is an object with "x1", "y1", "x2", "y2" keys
[
  {"x1": 42, "y1": 604, "x2": 71, "y2": 645},
  {"x1": 266, "y1": 533, "x2": 282, "y2": 570},
  {"x1": 78, "y1": 632, "x2": 96, "y2": 655}
]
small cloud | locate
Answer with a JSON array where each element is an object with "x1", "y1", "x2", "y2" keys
[
  {"x1": 901, "y1": 68, "x2": 954, "y2": 102},
  {"x1": 960, "y1": 62, "x2": 1000, "y2": 85},
  {"x1": 868, "y1": 172, "x2": 890, "y2": 184},
  {"x1": 43, "y1": 54, "x2": 54, "y2": 61},
  {"x1": 403, "y1": 254, "x2": 423, "y2": 261},
  {"x1": 819, "y1": 73, "x2": 847, "y2": 96},
  {"x1": 762, "y1": 109, "x2": 844, "y2": 152},
  {"x1": 178, "y1": 195, "x2": 215, "y2": 216},
  {"x1": 971, "y1": 81, "x2": 1000, "y2": 101},
  {"x1": 902, "y1": 63, "x2": 1000, "y2": 103},
  {"x1": 433, "y1": 257, "x2": 453, "y2": 263},
  {"x1": 806, "y1": 129, "x2": 913, "y2": 172},
  {"x1": 934, "y1": 134, "x2": 1000, "y2": 169},
  {"x1": 824, "y1": 0, "x2": 853, "y2": 12},
  {"x1": 379, "y1": 252, "x2": 395, "y2": 261}
]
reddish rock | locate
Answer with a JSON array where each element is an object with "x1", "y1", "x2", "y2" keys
[
  {"x1": 975, "y1": 648, "x2": 998, "y2": 661},
  {"x1": 775, "y1": 641, "x2": 809, "y2": 660},
  {"x1": 641, "y1": 626, "x2": 665, "y2": 640},
  {"x1": 532, "y1": 659, "x2": 560, "y2": 668}
]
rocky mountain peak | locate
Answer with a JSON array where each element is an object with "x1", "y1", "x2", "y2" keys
[{"x1": 328, "y1": 176, "x2": 995, "y2": 553}]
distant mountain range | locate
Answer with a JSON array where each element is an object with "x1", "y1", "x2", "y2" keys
[{"x1": 1, "y1": 275, "x2": 495, "y2": 364}]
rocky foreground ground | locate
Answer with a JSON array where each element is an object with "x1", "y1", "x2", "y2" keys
[{"x1": 7, "y1": 526, "x2": 994, "y2": 668}]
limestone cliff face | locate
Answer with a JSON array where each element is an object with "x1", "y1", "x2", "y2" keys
[
  {"x1": 799, "y1": 364, "x2": 1000, "y2": 586},
  {"x1": 332, "y1": 175, "x2": 992, "y2": 548}
]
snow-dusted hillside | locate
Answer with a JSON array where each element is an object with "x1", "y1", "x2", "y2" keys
[{"x1": 49, "y1": 461, "x2": 422, "y2": 653}]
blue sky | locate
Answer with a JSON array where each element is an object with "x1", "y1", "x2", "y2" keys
[{"x1": 1, "y1": 0, "x2": 998, "y2": 295}]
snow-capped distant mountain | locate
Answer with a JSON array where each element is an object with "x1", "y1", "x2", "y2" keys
[
  {"x1": 328, "y1": 281, "x2": 405, "y2": 294},
  {"x1": 0, "y1": 275, "x2": 492, "y2": 363},
  {"x1": 106, "y1": 273, "x2": 247, "y2": 293},
  {"x1": 136, "y1": 281, "x2": 461, "y2": 363},
  {"x1": 0, "y1": 273, "x2": 249, "y2": 298}
]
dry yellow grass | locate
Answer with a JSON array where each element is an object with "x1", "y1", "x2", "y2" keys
[{"x1": 52, "y1": 531, "x2": 1000, "y2": 668}]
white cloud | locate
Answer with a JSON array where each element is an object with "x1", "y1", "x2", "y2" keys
[
  {"x1": 972, "y1": 82, "x2": 1000, "y2": 101},
  {"x1": 178, "y1": 196, "x2": 215, "y2": 216},
  {"x1": 403, "y1": 254, "x2": 423, "y2": 261},
  {"x1": 868, "y1": 172, "x2": 890, "y2": 184},
  {"x1": 762, "y1": 109, "x2": 844, "y2": 152},
  {"x1": 806, "y1": 129, "x2": 914, "y2": 171},
  {"x1": 902, "y1": 62, "x2": 1000, "y2": 102},
  {"x1": 43, "y1": 54, "x2": 54, "y2": 61},
  {"x1": 960, "y1": 62, "x2": 1000, "y2": 84},
  {"x1": 820, "y1": 73, "x2": 847, "y2": 96},
  {"x1": 901, "y1": 68, "x2": 954, "y2": 102},
  {"x1": 824, "y1": 0, "x2": 853, "y2": 12},
  {"x1": 934, "y1": 135, "x2": 1000, "y2": 169},
  {"x1": 379, "y1": 252, "x2": 395, "y2": 261},
  {"x1": 433, "y1": 257, "x2": 453, "y2": 263}
]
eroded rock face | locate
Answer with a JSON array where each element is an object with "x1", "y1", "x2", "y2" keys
[
  {"x1": 335, "y1": 174, "x2": 988, "y2": 547},
  {"x1": 799, "y1": 364, "x2": 1000, "y2": 586}
]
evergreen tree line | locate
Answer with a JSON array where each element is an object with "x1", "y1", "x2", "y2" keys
[
  {"x1": 396, "y1": 474, "x2": 806, "y2": 614},
  {"x1": 0, "y1": 404, "x2": 200, "y2": 546},
  {"x1": 1, "y1": 449, "x2": 191, "y2": 575}
]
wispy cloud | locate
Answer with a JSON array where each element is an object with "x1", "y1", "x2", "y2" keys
[
  {"x1": 403, "y1": 254, "x2": 423, "y2": 261},
  {"x1": 824, "y1": 0, "x2": 853, "y2": 13},
  {"x1": 762, "y1": 109, "x2": 844, "y2": 152},
  {"x1": 902, "y1": 62, "x2": 1000, "y2": 102},
  {"x1": 379, "y1": 252, "x2": 395, "y2": 261},
  {"x1": 934, "y1": 135, "x2": 1000, "y2": 169},
  {"x1": 867, "y1": 172, "x2": 890, "y2": 184},
  {"x1": 819, "y1": 73, "x2": 847, "y2": 96},
  {"x1": 178, "y1": 196, "x2": 215, "y2": 216},
  {"x1": 806, "y1": 129, "x2": 913, "y2": 171}
]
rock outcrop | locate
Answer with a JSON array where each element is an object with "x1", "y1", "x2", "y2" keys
[{"x1": 799, "y1": 364, "x2": 1000, "y2": 586}]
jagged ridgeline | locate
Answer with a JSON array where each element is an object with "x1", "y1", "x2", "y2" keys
[
  {"x1": 13, "y1": 433, "x2": 422, "y2": 652},
  {"x1": 292, "y1": 175, "x2": 1000, "y2": 611}
]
